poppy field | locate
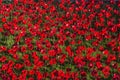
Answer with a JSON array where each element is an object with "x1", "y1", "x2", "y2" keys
[{"x1": 0, "y1": 0, "x2": 120, "y2": 80}]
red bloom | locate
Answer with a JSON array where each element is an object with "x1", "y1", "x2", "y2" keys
[
  {"x1": 66, "y1": 46, "x2": 74, "y2": 57},
  {"x1": 49, "y1": 58, "x2": 56, "y2": 65},
  {"x1": 85, "y1": 35, "x2": 92, "y2": 41},
  {"x1": 118, "y1": 67, "x2": 120, "y2": 72},
  {"x1": 36, "y1": 71, "x2": 43, "y2": 80},
  {"x1": 14, "y1": 63, "x2": 23, "y2": 69},
  {"x1": 25, "y1": 60, "x2": 31, "y2": 66},
  {"x1": 96, "y1": 62, "x2": 102, "y2": 69},
  {"x1": 0, "y1": 46, "x2": 7, "y2": 52},
  {"x1": 103, "y1": 49, "x2": 109, "y2": 56},
  {"x1": 59, "y1": 54, "x2": 66, "y2": 64},
  {"x1": 21, "y1": 46, "x2": 26, "y2": 53},
  {"x1": 36, "y1": 61, "x2": 44, "y2": 68},
  {"x1": 102, "y1": 66, "x2": 110, "y2": 78},
  {"x1": 0, "y1": 0, "x2": 2, "y2": 4},
  {"x1": 80, "y1": 71, "x2": 86, "y2": 76},
  {"x1": 29, "y1": 70, "x2": 34, "y2": 76},
  {"x1": 66, "y1": 46, "x2": 71, "y2": 53},
  {"x1": 14, "y1": 0, "x2": 18, "y2": 5},
  {"x1": 2, "y1": 64, "x2": 8, "y2": 71},
  {"x1": 43, "y1": 55, "x2": 49, "y2": 61},
  {"x1": 51, "y1": 70, "x2": 58, "y2": 79},
  {"x1": 1, "y1": 18, "x2": 6, "y2": 23},
  {"x1": 0, "y1": 28, "x2": 3, "y2": 32},
  {"x1": 48, "y1": 49, "x2": 56, "y2": 57},
  {"x1": 0, "y1": 56, "x2": 6, "y2": 63}
]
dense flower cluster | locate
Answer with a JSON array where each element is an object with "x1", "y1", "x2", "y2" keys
[{"x1": 0, "y1": 0, "x2": 120, "y2": 80}]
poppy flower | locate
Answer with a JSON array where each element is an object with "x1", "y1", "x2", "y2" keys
[
  {"x1": 49, "y1": 58, "x2": 56, "y2": 66},
  {"x1": 102, "y1": 66, "x2": 110, "y2": 78}
]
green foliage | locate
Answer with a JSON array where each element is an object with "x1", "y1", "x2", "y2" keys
[{"x1": 6, "y1": 35, "x2": 14, "y2": 48}]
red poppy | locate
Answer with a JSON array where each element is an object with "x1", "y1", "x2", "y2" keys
[
  {"x1": 96, "y1": 62, "x2": 102, "y2": 69},
  {"x1": 48, "y1": 49, "x2": 56, "y2": 57},
  {"x1": 1, "y1": 18, "x2": 6, "y2": 23},
  {"x1": 102, "y1": 66, "x2": 110, "y2": 78},
  {"x1": 49, "y1": 58, "x2": 56, "y2": 66}
]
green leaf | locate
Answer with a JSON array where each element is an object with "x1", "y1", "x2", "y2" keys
[
  {"x1": 6, "y1": 35, "x2": 14, "y2": 48},
  {"x1": 17, "y1": 52, "x2": 23, "y2": 58},
  {"x1": 0, "y1": 78, "x2": 2, "y2": 80},
  {"x1": 87, "y1": 73, "x2": 93, "y2": 80}
]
